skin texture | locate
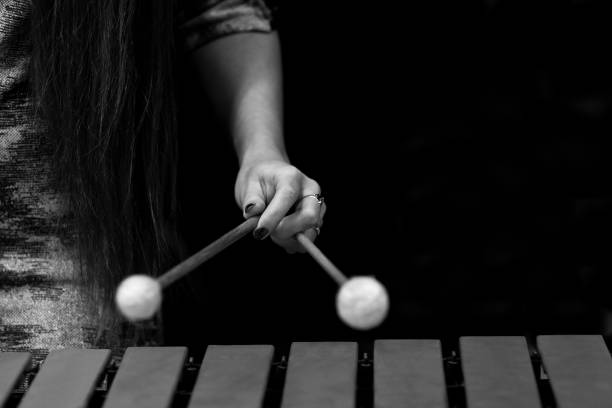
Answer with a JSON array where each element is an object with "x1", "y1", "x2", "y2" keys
[{"x1": 191, "y1": 32, "x2": 326, "y2": 253}]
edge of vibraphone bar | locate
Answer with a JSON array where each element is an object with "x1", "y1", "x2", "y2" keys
[
  {"x1": 459, "y1": 336, "x2": 542, "y2": 408},
  {"x1": 537, "y1": 334, "x2": 612, "y2": 408},
  {"x1": 0, "y1": 352, "x2": 31, "y2": 407},
  {"x1": 102, "y1": 346, "x2": 187, "y2": 408},
  {"x1": 187, "y1": 344, "x2": 275, "y2": 408},
  {"x1": 18, "y1": 349, "x2": 110, "y2": 408}
]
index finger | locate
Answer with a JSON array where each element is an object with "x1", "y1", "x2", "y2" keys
[{"x1": 253, "y1": 179, "x2": 301, "y2": 240}]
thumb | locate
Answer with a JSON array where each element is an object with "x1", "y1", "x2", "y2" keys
[{"x1": 240, "y1": 180, "x2": 267, "y2": 219}]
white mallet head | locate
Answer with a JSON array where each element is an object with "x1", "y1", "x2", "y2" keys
[
  {"x1": 336, "y1": 276, "x2": 389, "y2": 330},
  {"x1": 115, "y1": 274, "x2": 162, "y2": 321}
]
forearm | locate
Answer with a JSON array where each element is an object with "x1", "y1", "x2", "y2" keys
[{"x1": 190, "y1": 32, "x2": 287, "y2": 165}]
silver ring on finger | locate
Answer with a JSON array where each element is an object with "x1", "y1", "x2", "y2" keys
[{"x1": 301, "y1": 193, "x2": 324, "y2": 205}]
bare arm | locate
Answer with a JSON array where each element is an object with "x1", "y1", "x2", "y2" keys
[
  {"x1": 190, "y1": 32, "x2": 287, "y2": 165},
  {"x1": 190, "y1": 32, "x2": 326, "y2": 252}
]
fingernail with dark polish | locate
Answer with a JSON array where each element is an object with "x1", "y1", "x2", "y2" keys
[
  {"x1": 245, "y1": 203, "x2": 255, "y2": 214},
  {"x1": 253, "y1": 228, "x2": 269, "y2": 240}
]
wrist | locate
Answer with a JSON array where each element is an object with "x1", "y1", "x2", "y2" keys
[{"x1": 237, "y1": 139, "x2": 289, "y2": 166}]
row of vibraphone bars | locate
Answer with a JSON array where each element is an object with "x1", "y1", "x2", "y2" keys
[{"x1": 1, "y1": 335, "x2": 612, "y2": 408}]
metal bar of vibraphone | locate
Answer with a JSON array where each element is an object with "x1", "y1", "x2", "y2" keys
[
  {"x1": 187, "y1": 345, "x2": 274, "y2": 408},
  {"x1": 460, "y1": 336, "x2": 541, "y2": 408},
  {"x1": 102, "y1": 347, "x2": 187, "y2": 408},
  {"x1": 537, "y1": 335, "x2": 612, "y2": 408},
  {"x1": 280, "y1": 342, "x2": 357, "y2": 408},
  {"x1": 0, "y1": 353, "x2": 30, "y2": 407},
  {"x1": 5, "y1": 335, "x2": 612, "y2": 408},
  {"x1": 18, "y1": 349, "x2": 110, "y2": 408},
  {"x1": 374, "y1": 339, "x2": 447, "y2": 408}
]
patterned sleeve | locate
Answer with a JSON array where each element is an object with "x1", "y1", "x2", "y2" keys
[{"x1": 177, "y1": 0, "x2": 273, "y2": 53}]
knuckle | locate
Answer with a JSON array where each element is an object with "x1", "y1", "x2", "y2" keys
[
  {"x1": 281, "y1": 166, "x2": 302, "y2": 180},
  {"x1": 302, "y1": 209, "x2": 319, "y2": 227},
  {"x1": 309, "y1": 179, "x2": 321, "y2": 193}
]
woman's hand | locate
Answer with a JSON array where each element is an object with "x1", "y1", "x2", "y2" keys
[{"x1": 235, "y1": 152, "x2": 327, "y2": 253}]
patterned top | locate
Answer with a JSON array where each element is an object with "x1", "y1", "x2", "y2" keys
[{"x1": 0, "y1": 0, "x2": 271, "y2": 362}]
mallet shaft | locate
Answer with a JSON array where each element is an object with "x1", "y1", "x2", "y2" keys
[
  {"x1": 158, "y1": 217, "x2": 258, "y2": 287},
  {"x1": 296, "y1": 233, "x2": 348, "y2": 285}
]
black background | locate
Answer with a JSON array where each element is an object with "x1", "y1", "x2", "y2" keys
[{"x1": 166, "y1": 0, "x2": 612, "y2": 348}]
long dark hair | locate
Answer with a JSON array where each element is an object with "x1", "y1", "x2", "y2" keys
[{"x1": 30, "y1": 0, "x2": 179, "y2": 327}]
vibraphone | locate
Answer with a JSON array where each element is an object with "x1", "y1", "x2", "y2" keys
[{"x1": 1, "y1": 335, "x2": 611, "y2": 408}]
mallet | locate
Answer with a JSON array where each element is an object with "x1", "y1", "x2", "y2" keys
[{"x1": 115, "y1": 218, "x2": 389, "y2": 330}]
